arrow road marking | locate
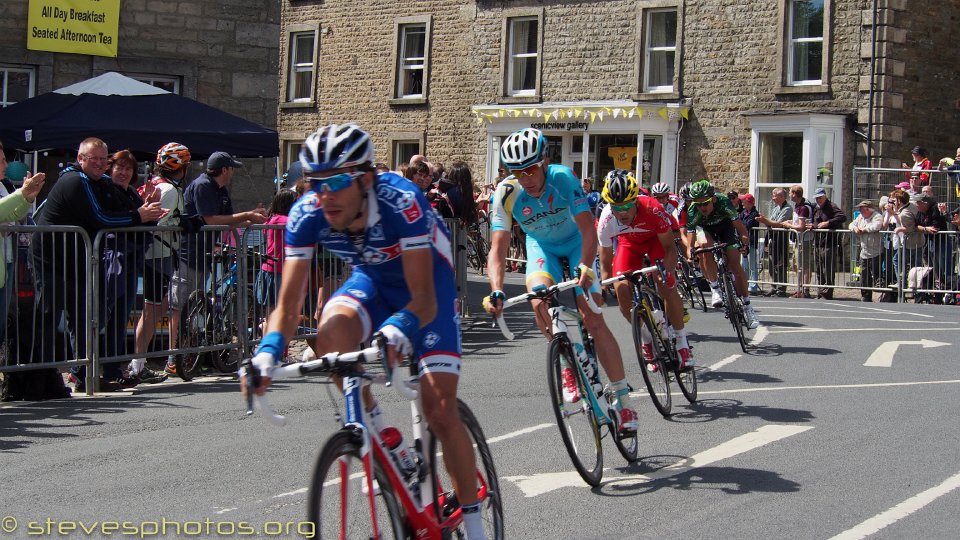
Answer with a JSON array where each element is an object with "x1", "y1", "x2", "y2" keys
[
  {"x1": 828, "y1": 470, "x2": 960, "y2": 540},
  {"x1": 503, "y1": 424, "x2": 813, "y2": 497},
  {"x1": 863, "y1": 339, "x2": 951, "y2": 367}
]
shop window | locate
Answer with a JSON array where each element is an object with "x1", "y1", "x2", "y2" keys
[
  {"x1": 506, "y1": 16, "x2": 540, "y2": 97},
  {"x1": 758, "y1": 133, "x2": 803, "y2": 183},
  {"x1": 393, "y1": 17, "x2": 432, "y2": 103},
  {"x1": 1, "y1": 65, "x2": 35, "y2": 107},
  {"x1": 130, "y1": 73, "x2": 180, "y2": 94},
  {"x1": 643, "y1": 9, "x2": 677, "y2": 93},
  {"x1": 595, "y1": 134, "x2": 639, "y2": 184}
]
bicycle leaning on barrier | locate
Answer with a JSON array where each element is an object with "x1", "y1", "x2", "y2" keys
[
  {"x1": 490, "y1": 277, "x2": 639, "y2": 486},
  {"x1": 242, "y1": 335, "x2": 504, "y2": 540}
]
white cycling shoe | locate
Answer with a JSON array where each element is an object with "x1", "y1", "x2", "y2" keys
[
  {"x1": 743, "y1": 304, "x2": 761, "y2": 329},
  {"x1": 710, "y1": 289, "x2": 724, "y2": 308}
]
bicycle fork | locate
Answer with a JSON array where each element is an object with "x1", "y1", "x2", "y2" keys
[{"x1": 550, "y1": 306, "x2": 618, "y2": 425}]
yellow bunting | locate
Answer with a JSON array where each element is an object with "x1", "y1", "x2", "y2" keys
[
  {"x1": 658, "y1": 108, "x2": 669, "y2": 120},
  {"x1": 680, "y1": 107, "x2": 690, "y2": 120},
  {"x1": 590, "y1": 112, "x2": 597, "y2": 122},
  {"x1": 574, "y1": 108, "x2": 583, "y2": 118}
]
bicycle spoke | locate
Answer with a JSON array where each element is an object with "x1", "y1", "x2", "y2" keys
[{"x1": 546, "y1": 338, "x2": 603, "y2": 486}]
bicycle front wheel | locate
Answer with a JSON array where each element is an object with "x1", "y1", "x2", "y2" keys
[
  {"x1": 175, "y1": 290, "x2": 208, "y2": 381},
  {"x1": 722, "y1": 271, "x2": 749, "y2": 353},
  {"x1": 546, "y1": 337, "x2": 603, "y2": 486},
  {"x1": 428, "y1": 399, "x2": 504, "y2": 540},
  {"x1": 307, "y1": 430, "x2": 408, "y2": 540},
  {"x1": 632, "y1": 305, "x2": 672, "y2": 418}
]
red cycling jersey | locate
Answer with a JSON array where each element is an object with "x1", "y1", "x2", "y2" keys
[{"x1": 597, "y1": 195, "x2": 674, "y2": 275}]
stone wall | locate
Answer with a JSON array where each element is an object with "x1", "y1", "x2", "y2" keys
[{"x1": 0, "y1": 0, "x2": 280, "y2": 210}]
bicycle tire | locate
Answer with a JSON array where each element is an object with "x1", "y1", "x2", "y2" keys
[
  {"x1": 546, "y1": 336, "x2": 603, "y2": 486},
  {"x1": 609, "y1": 400, "x2": 639, "y2": 463},
  {"x1": 307, "y1": 430, "x2": 408, "y2": 540},
  {"x1": 678, "y1": 258, "x2": 708, "y2": 312},
  {"x1": 428, "y1": 399, "x2": 505, "y2": 540},
  {"x1": 722, "y1": 271, "x2": 750, "y2": 353},
  {"x1": 211, "y1": 287, "x2": 254, "y2": 374},
  {"x1": 673, "y1": 358, "x2": 699, "y2": 403},
  {"x1": 175, "y1": 291, "x2": 208, "y2": 381},
  {"x1": 631, "y1": 304, "x2": 672, "y2": 417}
]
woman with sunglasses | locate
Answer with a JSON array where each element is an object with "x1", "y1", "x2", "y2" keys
[
  {"x1": 598, "y1": 170, "x2": 695, "y2": 369},
  {"x1": 483, "y1": 128, "x2": 639, "y2": 435},
  {"x1": 242, "y1": 123, "x2": 488, "y2": 540},
  {"x1": 683, "y1": 180, "x2": 760, "y2": 329}
]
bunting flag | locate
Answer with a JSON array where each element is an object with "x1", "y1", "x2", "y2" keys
[{"x1": 470, "y1": 105, "x2": 691, "y2": 124}]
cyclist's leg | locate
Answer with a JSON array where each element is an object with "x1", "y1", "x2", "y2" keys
[
  {"x1": 610, "y1": 243, "x2": 646, "y2": 322},
  {"x1": 697, "y1": 228, "x2": 719, "y2": 281},
  {"x1": 523, "y1": 238, "x2": 562, "y2": 340}
]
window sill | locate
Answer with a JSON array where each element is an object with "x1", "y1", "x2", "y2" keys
[
  {"x1": 280, "y1": 101, "x2": 316, "y2": 110},
  {"x1": 497, "y1": 95, "x2": 541, "y2": 105},
  {"x1": 633, "y1": 90, "x2": 679, "y2": 102},
  {"x1": 775, "y1": 84, "x2": 830, "y2": 96},
  {"x1": 389, "y1": 97, "x2": 428, "y2": 106}
]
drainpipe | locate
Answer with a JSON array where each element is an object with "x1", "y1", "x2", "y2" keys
[{"x1": 866, "y1": 0, "x2": 878, "y2": 167}]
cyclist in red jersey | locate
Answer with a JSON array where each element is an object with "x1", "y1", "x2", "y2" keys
[{"x1": 597, "y1": 170, "x2": 695, "y2": 369}]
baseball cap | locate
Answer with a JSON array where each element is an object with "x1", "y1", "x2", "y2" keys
[
  {"x1": 857, "y1": 199, "x2": 876, "y2": 209},
  {"x1": 814, "y1": 187, "x2": 826, "y2": 198},
  {"x1": 740, "y1": 193, "x2": 755, "y2": 204},
  {"x1": 284, "y1": 160, "x2": 304, "y2": 183},
  {"x1": 895, "y1": 181, "x2": 911, "y2": 189},
  {"x1": 207, "y1": 151, "x2": 243, "y2": 170}
]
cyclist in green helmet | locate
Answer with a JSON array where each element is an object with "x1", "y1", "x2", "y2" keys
[{"x1": 684, "y1": 180, "x2": 760, "y2": 329}]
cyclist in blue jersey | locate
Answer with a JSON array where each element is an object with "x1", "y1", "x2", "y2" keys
[
  {"x1": 241, "y1": 124, "x2": 487, "y2": 540},
  {"x1": 482, "y1": 128, "x2": 638, "y2": 434}
]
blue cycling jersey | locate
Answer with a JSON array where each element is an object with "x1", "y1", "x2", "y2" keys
[
  {"x1": 284, "y1": 171, "x2": 455, "y2": 284},
  {"x1": 489, "y1": 163, "x2": 589, "y2": 247}
]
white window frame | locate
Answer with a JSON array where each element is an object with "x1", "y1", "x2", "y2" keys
[
  {"x1": 786, "y1": 0, "x2": 825, "y2": 86},
  {"x1": 287, "y1": 30, "x2": 317, "y2": 103},
  {"x1": 749, "y1": 114, "x2": 845, "y2": 204},
  {"x1": 396, "y1": 23, "x2": 426, "y2": 99},
  {"x1": 1, "y1": 65, "x2": 36, "y2": 107},
  {"x1": 130, "y1": 73, "x2": 181, "y2": 94},
  {"x1": 643, "y1": 8, "x2": 677, "y2": 93},
  {"x1": 507, "y1": 16, "x2": 540, "y2": 97}
]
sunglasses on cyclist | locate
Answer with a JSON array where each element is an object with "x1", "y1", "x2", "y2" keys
[
  {"x1": 691, "y1": 196, "x2": 714, "y2": 206},
  {"x1": 308, "y1": 170, "x2": 364, "y2": 193},
  {"x1": 513, "y1": 161, "x2": 543, "y2": 178},
  {"x1": 611, "y1": 201, "x2": 636, "y2": 212}
]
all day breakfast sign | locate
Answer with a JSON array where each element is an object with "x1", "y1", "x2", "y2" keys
[{"x1": 27, "y1": 0, "x2": 120, "y2": 57}]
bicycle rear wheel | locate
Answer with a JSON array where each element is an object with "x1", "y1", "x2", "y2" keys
[
  {"x1": 546, "y1": 337, "x2": 603, "y2": 486},
  {"x1": 175, "y1": 290, "x2": 208, "y2": 381},
  {"x1": 307, "y1": 430, "x2": 408, "y2": 540},
  {"x1": 428, "y1": 399, "x2": 504, "y2": 540},
  {"x1": 211, "y1": 287, "x2": 254, "y2": 374},
  {"x1": 631, "y1": 304, "x2": 672, "y2": 417},
  {"x1": 678, "y1": 258, "x2": 708, "y2": 312},
  {"x1": 721, "y1": 271, "x2": 750, "y2": 353}
]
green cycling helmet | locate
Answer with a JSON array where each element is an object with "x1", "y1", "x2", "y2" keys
[{"x1": 688, "y1": 179, "x2": 715, "y2": 200}]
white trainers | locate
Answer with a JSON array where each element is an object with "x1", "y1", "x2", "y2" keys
[
  {"x1": 743, "y1": 304, "x2": 760, "y2": 329},
  {"x1": 710, "y1": 289, "x2": 724, "y2": 308}
]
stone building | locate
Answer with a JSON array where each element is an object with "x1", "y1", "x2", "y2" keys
[
  {"x1": 277, "y1": 0, "x2": 959, "y2": 210},
  {"x1": 0, "y1": 0, "x2": 280, "y2": 209}
]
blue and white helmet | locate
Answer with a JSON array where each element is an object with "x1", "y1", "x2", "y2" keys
[
  {"x1": 500, "y1": 128, "x2": 547, "y2": 170},
  {"x1": 300, "y1": 123, "x2": 375, "y2": 174}
]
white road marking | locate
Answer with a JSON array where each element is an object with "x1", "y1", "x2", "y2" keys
[
  {"x1": 487, "y1": 423, "x2": 554, "y2": 444},
  {"x1": 750, "y1": 326, "x2": 769, "y2": 346},
  {"x1": 697, "y1": 379, "x2": 960, "y2": 396},
  {"x1": 767, "y1": 327, "x2": 960, "y2": 335},
  {"x1": 503, "y1": 424, "x2": 813, "y2": 497},
  {"x1": 756, "y1": 315, "x2": 956, "y2": 324},
  {"x1": 827, "y1": 470, "x2": 960, "y2": 540},
  {"x1": 863, "y1": 340, "x2": 951, "y2": 367},
  {"x1": 705, "y1": 354, "x2": 741, "y2": 371},
  {"x1": 214, "y1": 507, "x2": 238, "y2": 515},
  {"x1": 755, "y1": 302, "x2": 934, "y2": 318}
]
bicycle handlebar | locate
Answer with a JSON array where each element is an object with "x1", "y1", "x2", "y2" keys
[
  {"x1": 599, "y1": 264, "x2": 662, "y2": 288},
  {"x1": 493, "y1": 277, "x2": 601, "y2": 340}
]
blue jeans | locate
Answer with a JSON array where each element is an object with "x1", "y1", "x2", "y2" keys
[{"x1": 742, "y1": 250, "x2": 760, "y2": 292}]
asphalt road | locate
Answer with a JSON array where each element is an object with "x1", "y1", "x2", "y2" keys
[{"x1": 2, "y1": 273, "x2": 959, "y2": 540}]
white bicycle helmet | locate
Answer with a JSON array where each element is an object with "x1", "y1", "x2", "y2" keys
[
  {"x1": 651, "y1": 182, "x2": 670, "y2": 196},
  {"x1": 500, "y1": 128, "x2": 547, "y2": 170},
  {"x1": 300, "y1": 123, "x2": 375, "y2": 174}
]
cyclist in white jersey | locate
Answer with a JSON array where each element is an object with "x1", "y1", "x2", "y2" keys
[{"x1": 482, "y1": 128, "x2": 638, "y2": 434}]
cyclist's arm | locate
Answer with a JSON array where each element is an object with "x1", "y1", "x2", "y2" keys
[
  {"x1": 399, "y1": 247, "x2": 438, "y2": 326},
  {"x1": 263, "y1": 257, "x2": 312, "y2": 340},
  {"x1": 599, "y1": 246, "x2": 614, "y2": 281},
  {"x1": 732, "y1": 219, "x2": 750, "y2": 245},
  {"x1": 488, "y1": 229, "x2": 511, "y2": 292},
  {"x1": 658, "y1": 230, "x2": 678, "y2": 275}
]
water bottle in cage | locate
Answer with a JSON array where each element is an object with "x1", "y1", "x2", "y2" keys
[
  {"x1": 380, "y1": 427, "x2": 419, "y2": 486},
  {"x1": 652, "y1": 309, "x2": 667, "y2": 339}
]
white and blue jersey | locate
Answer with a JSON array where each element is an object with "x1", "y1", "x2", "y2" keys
[
  {"x1": 284, "y1": 172, "x2": 462, "y2": 376},
  {"x1": 490, "y1": 164, "x2": 599, "y2": 293}
]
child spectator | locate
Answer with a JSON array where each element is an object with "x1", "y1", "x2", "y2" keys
[{"x1": 255, "y1": 189, "x2": 298, "y2": 309}]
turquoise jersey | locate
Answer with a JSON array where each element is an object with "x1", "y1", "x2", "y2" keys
[{"x1": 490, "y1": 164, "x2": 589, "y2": 247}]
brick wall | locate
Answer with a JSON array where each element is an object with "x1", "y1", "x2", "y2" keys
[{"x1": 0, "y1": 0, "x2": 280, "y2": 210}]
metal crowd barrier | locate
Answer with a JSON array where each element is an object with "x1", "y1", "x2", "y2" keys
[{"x1": 853, "y1": 168, "x2": 958, "y2": 211}]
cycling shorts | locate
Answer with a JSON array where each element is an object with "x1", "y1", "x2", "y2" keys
[
  {"x1": 701, "y1": 222, "x2": 741, "y2": 249},
  {"x1": 321, "y1": 270, "x2": 462, "y2": 377},
  {"x1": 143, "y1": 258, "x2": 173, "y2": 305},
  {"x1": 613, "y1": 236, "x2": 666, "y2": 276},
  {"x1": 524, "y1": 236, "x2": 601, "y2": 295}
]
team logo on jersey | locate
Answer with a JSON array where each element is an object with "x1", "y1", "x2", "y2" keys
[
  {"x1": 347, "y1": 288, "x2": 367, "y2": 300},
  {"x1": 286, "y1": 194, "x2": 322, "y2": 234},
  {"x1": 401, "y1": 198, "x2": 422, "y2": 223},
  {"x1": 547, "y1": 194, "x2": 555, "y2": 211},
  {"x1": 522, "y1": 206, "x2": 533, "y2": 217},
  {"x1": 422, "y1": 331, "x2": 440, "y2": 349},
  {"x1": 360, "y1": 243, "x2": 402, "y2": 264},
  {"x1": 536, "y1": 257, "x2": 545, "y2": 269},
  {"x1": 368, "y1": 223, "x2": 385, "y2": 240}
]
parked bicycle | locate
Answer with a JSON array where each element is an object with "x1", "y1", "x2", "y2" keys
[
  {"x1": 176, "y1": 244, "x2": 261, "y2": 380},
  {"x1": 243, "y1": 335, "x2": 504, "y2": 539},
  {"x1": 693, "y1": 242, "x2": 751, "y2": 352},
  {"x1": 601, "y1": 262, "x2": 698, "y2": 418},
  {"x1": 494, "y1": 278, "x2": 638, "y2": 486},
  {"x1": 466, "y1": 214, "x2": 490, "y2": 274}
]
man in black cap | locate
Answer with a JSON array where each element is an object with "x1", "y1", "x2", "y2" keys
[{"x1": 811, "y1": 187, "x2": 847, "y2": 299}]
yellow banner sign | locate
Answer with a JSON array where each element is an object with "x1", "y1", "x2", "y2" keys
[{"x1": 27, "y1": 0, "x2": 120, "y2": 58}]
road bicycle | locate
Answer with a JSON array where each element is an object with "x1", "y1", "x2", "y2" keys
[
  {"x1": 601, "y1": 262, "x2": 697, "y2": 418},
  {"x1": 465, "y1": 214, "x2": 490, "y2": 274},
  {"x1": 674, "y1": 238, "x2": 708, "y2": 312},
  {"x1": 692, "y1": 242, "x2": 751, "y2": 353},
  {"x1": 176, "y1": 244, "x2": 259, "y2": 380},
  {"x1": 494, "y1": 278, "x2": 638, "y2": 486},
  {"x1": 244, "y1": 335, "x2": 504, "y2": 540}
]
